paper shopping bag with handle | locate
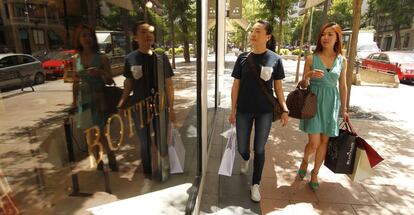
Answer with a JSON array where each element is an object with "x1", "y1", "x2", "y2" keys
[
  {"x1": 218, "y1": 126, "x2": 236, "y2": 176},
  {"x1": 324, "y1": 121, "x2": 357, "y2": 174},
  {"x1": 168, "y1": 125, "x2": 186, "y2": 174},
  {"x1": 347, "y1": 145, "x2": 375, "y2": 182}
]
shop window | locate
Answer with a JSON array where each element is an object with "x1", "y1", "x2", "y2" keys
[
  {"x1": 0, "y1": 31, "x2": 5, "y2": 45},
  {"x1": 4, "y1": 3, "x2": 10, "y2": 18},
  {"x1": 33, "y1": 29, "x2": 45, "y2": 45},
  {"x1": 14, "y1": 3, "x2": 26, "y2": 17},
  {"x1": 403, "y1": 33, "x2": 410, "y2": 48}
]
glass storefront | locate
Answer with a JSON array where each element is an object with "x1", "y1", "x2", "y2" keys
[{"x1": 0, "y1": 0, "x2": 206, "y2": 214}]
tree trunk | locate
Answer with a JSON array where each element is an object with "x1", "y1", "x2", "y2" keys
[
  {"x1": 277, "y1": 0, "x2": 285, "y2": 54},
  {"x1": 182, "y1": 22, "x2": 190, "y2": 62},
  {"x1": 168, "y1": 2, "x2": 176, "y2": 69},
  {"x1": 322, "y1": 0, "x2": 330, "y2": 25},
  {"x1": 393, "y1": 25, "x2": 401, "y2": 50},
  {"x1": 121, "y1": 10, "x2": 132, "y2": 53},
  {"x1": 86, "y1": 0, "x2": 96, "y2": 28},
  {"x1": 346, "y1": 0, "x2": 363, "y2": 109}
]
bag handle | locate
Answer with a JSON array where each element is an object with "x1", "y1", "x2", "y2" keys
[
  {"x1": 245, "y1": 53, "x2": 278, "y2": 109},
  {"x1": 339, "y1": 119, "x2": 356, "y2": 134}
]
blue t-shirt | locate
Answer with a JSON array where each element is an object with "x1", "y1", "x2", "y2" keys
[
  {"x1": 123, "y1": 50, "x2": 174, "y2": 102},
  {"x1": 231, "y1": 50, "x2": 285, "y2": 113}
]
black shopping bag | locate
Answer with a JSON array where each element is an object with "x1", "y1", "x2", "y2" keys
[{"x1": 324, "y1": 121, "x2": 357, "y2": 174}]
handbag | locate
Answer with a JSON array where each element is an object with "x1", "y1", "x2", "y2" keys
[
  {"x1": 286, "y1": 80, "x2": 317, "y2": 119},
  {"x1": 218, "y1": 126, "x2": 236, "y2": 176},
  {"x1": 324, "y1": 121, "x2": 357, "y2": 174},
  {"x1": 168, "y1": 125, "x2": 186, "y2": 174},
  {"x1": 246, "y1": 53, "x2": 283, "y2": 121},
  {"x1": 103, "y1": 84, "x2": 123, "y2": 114},
  {"x1": 0, "y1": 169, "x2": 20, "y2": 215}
]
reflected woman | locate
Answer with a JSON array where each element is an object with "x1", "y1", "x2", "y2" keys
[{"x1": 72, "y1": 23, "x2": 118, "y2": 171}]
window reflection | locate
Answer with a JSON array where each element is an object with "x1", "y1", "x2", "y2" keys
[{"x1": 0, "y1": 0, "x2": 198, "y2": 213}]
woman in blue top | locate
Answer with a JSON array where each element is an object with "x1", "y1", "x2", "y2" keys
[
  {"x1": 298, "y1": 22, "x2": 349, "y2": 191},
  {"x1": 72, "y1": 23, "x2": 118, "y2": 171},
  {"x1": 229, "y1": 20, "x2": 289, "y2": 202}
]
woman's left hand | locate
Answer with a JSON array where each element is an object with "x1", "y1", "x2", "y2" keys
[{"x1": 280, "y1": 112, "x2": 289, "y2": 127}]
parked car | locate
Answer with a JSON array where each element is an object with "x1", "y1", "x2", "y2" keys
[
  {"x1": 357, "y1": 42, "x2": 381, "y2": 60},
  {"x1": 0, "y1": 53, "x2": 46, "y2": 90},
  {"x1": 42, "y1": 49, "x2": 77, "y2": 78},
  {"x1": 361, "y1": 51, "x2": 414, "y2": 82}
]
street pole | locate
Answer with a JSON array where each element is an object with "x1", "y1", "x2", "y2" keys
[
  {"x1": 295, "y1": 9, "x2": 309, "y2": 83},
  {"x1": 307, "y1": 7, "x2": 314, "y2": 53}
]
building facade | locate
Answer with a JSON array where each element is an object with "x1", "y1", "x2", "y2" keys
[{"x1": 0, "y1": 0, "x2": 87, "y2": 54}]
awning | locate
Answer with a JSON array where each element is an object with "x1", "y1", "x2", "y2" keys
[{"x1": 305, "y1": 0, "x2": 326, "y2": 9}]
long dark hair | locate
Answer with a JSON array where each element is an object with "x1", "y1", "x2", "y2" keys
[
  {"x1": 314, "y1": 22, "x2": 343, "y2": 55},
  {"x1": 256, "y1": 20, "x2": 276, "y2": 52},
  {"x1": 72, "y1": 23, "x2": 99, "y2": 53}
]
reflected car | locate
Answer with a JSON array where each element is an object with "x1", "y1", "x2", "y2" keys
[
  {"x1": 32, "y1": 49, "x2": 60, "y2": 62},
  {"x1": 42, "y1": 50, "x2": 77, "y2": 78},
  {"x1": 0, "y1": 53, "x2": 46, "y2": 90},
  {"x1": 361, "y1": 51, "x2": 414, "y2": 82}
]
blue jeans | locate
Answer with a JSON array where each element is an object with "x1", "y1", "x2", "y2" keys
[
  {"x1": 133, "y1": 110, "x2": 152, "y2": 174},
  {"x1": 236, "y1": 112, "x2": 273, "y2": 185}
]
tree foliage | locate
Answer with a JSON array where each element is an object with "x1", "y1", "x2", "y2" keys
[{"x1": 366, "y1": 0, "x2": 414, "y2": 49}]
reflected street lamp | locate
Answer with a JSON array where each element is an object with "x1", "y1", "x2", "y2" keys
[{"x1": 144, "y1": 0, "x2": 153, "y2": 21}]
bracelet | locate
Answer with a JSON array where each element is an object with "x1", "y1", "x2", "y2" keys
[{"x1": 282, "y1": 110, "x2": 289, "y2": 114}]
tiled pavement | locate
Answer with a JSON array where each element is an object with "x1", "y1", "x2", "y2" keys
[{"x1": 200, "y1": 107, "x2": 414, "y2": 214}]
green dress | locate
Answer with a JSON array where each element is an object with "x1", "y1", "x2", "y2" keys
[
  {"x1": 76, "y1": 54, "x2": 106, "y2": 130},
  {"x1": 299, "y1": 54, "x2": 344, "y2": 137}
]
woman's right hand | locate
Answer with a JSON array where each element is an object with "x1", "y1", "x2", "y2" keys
[
  {"x1": 305, "y1": 69, "x2": 325, "y2": 79},
  {"x1": 228, "y1": 111, "x2": 236, "y2": 125}
]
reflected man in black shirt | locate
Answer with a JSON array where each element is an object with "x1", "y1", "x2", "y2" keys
[{"x1": 119, "y1": 22, "x2": 175, "y2": 177}]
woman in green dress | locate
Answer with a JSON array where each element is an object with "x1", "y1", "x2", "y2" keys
[
  {"x1": 297, "y1": 22, "x2": 349, "y2": 191},
  {"x1": 72, "y1": 23, "x2": 118, "y2": 171}
]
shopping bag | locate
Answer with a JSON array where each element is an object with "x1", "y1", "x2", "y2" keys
[
  {"x1": 324, "y1": 121, "x2": 357, "y2": 174},
  {"x1": 168, "y1": 125, "x2": 185, "y2": 174},
  {"x1": 357, "y1": 137, "x2": 384, "y2": 167},
  {"x1": 218, "y1": 126, "x2": 236, "y2": 176},
  {"x1": 0, "y1": 170, "x2": 20, "y2": 215},
  {"x1": 347, "y1": 146, "x2": 375, "y2": 182}
]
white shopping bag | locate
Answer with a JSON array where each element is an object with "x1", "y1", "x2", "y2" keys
[
  {"x1": 218, "y1": 126, "x2": 237, "y2": 176},
  {"x1": 168, "y1": 125, "x2": 186, "y2": 174},
  {"x1": 347, "y1": 147, "x2": 375, "y2": 182}
]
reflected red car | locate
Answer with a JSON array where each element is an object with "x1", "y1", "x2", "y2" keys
[
  {"x1": 42, "y1": 50, "x2": 77, "y2": 78},
  {"x1": 361, "y1": 51, "x2": 414, "y2": 82}
]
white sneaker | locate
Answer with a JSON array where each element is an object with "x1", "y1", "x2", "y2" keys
[
  {"x1": 250, "y1": 184, "x2": 261, "y2": 202},
  {"x1": 240, "y1": 159, "x2": 249, "y2": 174}
]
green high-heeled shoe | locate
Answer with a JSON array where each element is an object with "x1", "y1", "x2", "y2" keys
[
  {"x1": 308, "y1": 181, "x2": 319, "y2": 192},
  {"x1": 298, "y1": 169, "x2": 307, "y2": 180},
  {"x1": 308, "y1": 170, "x2": 319, "y2": 192},
  {"x1": 297, "y1": 160, "x2": 308, "y2": 180}
]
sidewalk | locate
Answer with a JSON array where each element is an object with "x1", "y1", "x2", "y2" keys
[{"x1": 200, "y1": 57, "x2": 414, "y2": 214}]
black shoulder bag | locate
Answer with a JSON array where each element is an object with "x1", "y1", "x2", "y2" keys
[{"x1": 246, "y1": 53, "x2": 283, "y2": 121}]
